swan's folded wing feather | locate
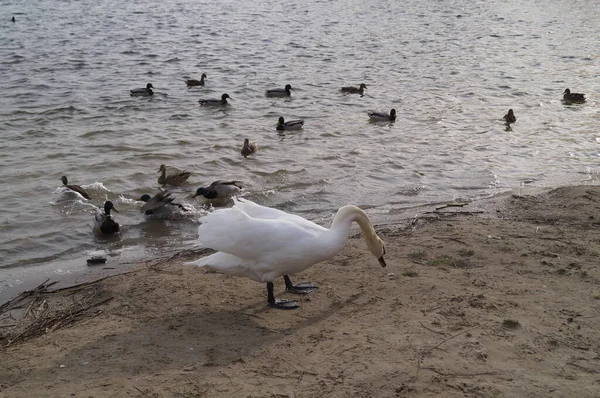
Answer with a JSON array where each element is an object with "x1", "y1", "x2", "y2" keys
[
  {"x1": 233, "y1": 198, "x2": 326, "y2": 232},
  {"x1": 197, "y1": 207, "x2": 319, "y2": 262},
  {"x1": 185, "y1": 252, "x2": 273, "y2": 282}
]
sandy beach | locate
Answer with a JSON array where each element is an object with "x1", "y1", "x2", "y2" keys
[{"x1": 1, "y1": 185, "x2": 599, "y2": 398}]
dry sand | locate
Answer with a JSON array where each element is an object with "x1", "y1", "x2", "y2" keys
[{"x1": 1, "y1": 185, "x2": 599, "y2": 398}]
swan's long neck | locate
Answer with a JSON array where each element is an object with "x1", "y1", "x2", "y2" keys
[{"x1": 330, "y1": 205, "x2": 379, "y2": 250}]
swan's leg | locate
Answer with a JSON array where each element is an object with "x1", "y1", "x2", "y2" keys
[
  {"x1": 267, "y1": 282, "x2": 299, "y2": 309},
  {"x1": 283, "y1": 275, "x2": 318, "y2": 294}
]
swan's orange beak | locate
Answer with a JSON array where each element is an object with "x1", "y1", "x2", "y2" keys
[{"x1": 378, "y1": 256, "x2": 386, "y2": 267}]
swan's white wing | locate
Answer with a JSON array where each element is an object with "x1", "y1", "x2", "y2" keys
[
  {"x1": 186, "y1": 252, "x2": 277, "y2": 282},
  {"x1": 233, "y1": 198, "x2": 326, "y2": 233},
  {"x1": 197, "y1": 206, "x2": 322, "y2": 265}
]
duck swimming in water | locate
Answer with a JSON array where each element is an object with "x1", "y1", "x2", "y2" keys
[
  {"x1": 60, "y1": 176, "x2": 91, "y2": 200},
  {"x1": 186, "y1": 198, "x2": 387, "y2": 309},
  {"x1": 341, "y1": 83, "x2": 367, "y2": 95},
  {"x1": 266, "y1": 84, "x2": 293, "y2": 98},
  {"x1": 94, "y1": 201, "x2": 120, "y2": 235},
  {"x1": 139, "y1": 191, "x2": 188, "y2": 218},
  {"x1": 241, "y1": 138, "x2": 258, "y2": 158},
  {"x1": 130, "y1": 83, "x2": 154, "y2": 97},
  {"x1": 192, "y1": 180, "x2": 242, "y2": 201},
  {"x1": 158, "y1": 164, "x2": 191, "y2": 186},
  {"x1": 185, "y1": 73, "x2": 207, "y2": 87},
  {"x1": 503, "y1": 109, "x2": 516, "y2": 124},
  {"x1": 276, "y1": 116, "x2": 304, "y2": 131},
  {"x1": 563, "y1": 88, "x2": 586, "y2": 104},
  {"x1": 198, "y1": 93, "x2": 231, "y2": 106},
  {"x1": 368, "y1": 109, "x2": 396, "y2": 122}
]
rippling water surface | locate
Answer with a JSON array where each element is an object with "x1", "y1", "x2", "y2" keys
[{"x1": 1, "y1": 0, "x2": 599, "y2": 296}]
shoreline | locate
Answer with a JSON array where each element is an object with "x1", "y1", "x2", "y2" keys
[{"x1": 1, "y1": 184, "x2": 599, "y2": 397}]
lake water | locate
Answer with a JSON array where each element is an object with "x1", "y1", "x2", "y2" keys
[{"x1": 0, "y1": 0, "x2": 598, "y2": 300}]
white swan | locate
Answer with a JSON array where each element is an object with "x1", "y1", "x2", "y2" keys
[{"x1": 186, "y1": 198, "x2": 387, "y2": 309}]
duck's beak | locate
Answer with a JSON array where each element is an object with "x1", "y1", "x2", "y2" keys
[
  {"x1": 112, "y1": 207, "x2": 119, "y2": 213},
  {"x1": 378, "y1": 256, "x2": 386, "y2": 267}
]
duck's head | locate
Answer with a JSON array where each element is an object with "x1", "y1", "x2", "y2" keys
[
  {"x1": 507, "y1": 109, "x2": 514, "y2": 115},
  {"x1": 139, "y1": 194, "x2": 151, "y2": 202},
  {"x1": 158, "y1": 164, "x2": 166, "y2": 173},
  {"x1": 277, "y1": 116, "x2": 285, "y2": 125},
  {"x1": 360, "y1": 83, "x2": 367, "y2": 90},
  {"x1": 390, "y1": 109, "x2": 397, "y2": 119},
  {"x1": 564, "y1": 89, "x2": 571, "y2": 94},
  {"x1": 146, "y1": 83, "x2": 154, "y2": 89},
  {"x1": 201, "y1": 73, "x2": 207, "y2": 79},
  {"x1": 192, "y1": 187, "x2": 209, "y2": 198},
  {"x1": 243, "y1": 138, "x2": 250, "y2": 147},
  {"x1": 222, "y1": 93, "x2": 231, "y2": 101},
  {"x1": 60, "y1": 176, "x2": 68, "y2": 185},
  {"x1": 285, "y1": 84, "x2": 293, "y2": 91},
  {"x1": 104, "y1": 200, "x2": 118, "y2": 214}
]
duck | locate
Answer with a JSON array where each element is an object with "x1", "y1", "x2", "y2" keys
[
  {"x1": 12, "y1": 16, "x2": 16, "y2": 23},
  {"x1": 185, "y1": 73, "x2": 207, "y2": 87},
  {"x1": 368, "y1": 109, "x2": 396, "y2": 122},
  {"x1": 94, "y1": 201, "x2": 120, "y2": 235},
  {"x1": 60, "y1": 176, "x2": 91, "y2": 200},
  {"x1": 139, "y1": 191, "x2": 188, "y2": 218},
  {"x1": 185, "y1": 198, "x2": 386, "y2": 309},
  {"x1": 130, "y1": 83, "x2": 154, "y2": 97},
  {"x1": 341, "y1": 83, "x2": 367, "y2": 95},
  {"x1": 198, "y1": 93, "x2": 231, "y2": 106},
  {"x1": 276, "y1": 116, "x2": 304, "y2": 131},
  {"x1": 158, "y1": 164, "x2": 191, "y2": 186},
  {"x1": 241, "y1": 138, "x2": 258, "y2": 158},
  {"x1": 503, "y1": 109, "x2": 516, "y2": 124},
  {"x1": 266, "y1": 84, "x2": 293, "y2": 98},
  {"x1": 563, "y1": 88, "x2": 586, "y2": 103},
  {"x1": 192, "y1": 180, "x2": 242, "y2": 201}
]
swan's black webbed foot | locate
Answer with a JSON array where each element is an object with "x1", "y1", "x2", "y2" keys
[
  {"x1": 284, "y1": 275, "x2": 318, "y2": 294},
  {"x1": 267, "y1": 282, "x2": 299, "y2": 309}
]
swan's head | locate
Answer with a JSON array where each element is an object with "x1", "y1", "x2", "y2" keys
[{"x1": 369, "y1": 235, "x2": 387, "y2": 267}]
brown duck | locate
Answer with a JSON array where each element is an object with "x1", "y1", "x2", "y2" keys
[
  {"x1": 341, "y1": 83, "x2": 367, "y2": 95},
  {"x1": 241, "y1": 138, "x2": 258, "y2": 158},
  {"x1": 158, "y1": 164, "x2": 191, "y2": 186}
]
